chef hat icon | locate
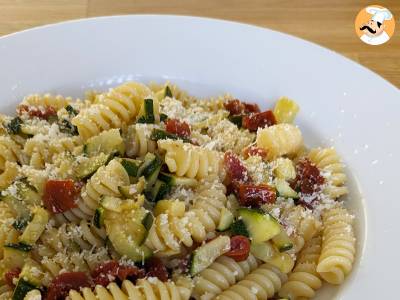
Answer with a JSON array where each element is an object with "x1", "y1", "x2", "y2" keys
[{"x1": 366, "y1": 6, "x2": 393, "y2": 23}]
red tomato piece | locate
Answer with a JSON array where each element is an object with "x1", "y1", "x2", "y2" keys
[
  {"x1": 43, "y1": 179, "x2": 81, "y2": 214},
  {"x1": 225, "y1": 236, "x2": 250, "y2": 262},
  {"x1": 165, "y1": 119, "x2": 191, "y2": 138},
  {"x1": 18, "y1": 105, "x2": 57, "y2": 120},
  {"x1": 293, "y1": 159, "x2": 325, "y2": 195},
  {"x1": 242, "y1": 110, "x2": 276, "y2": 132},
  {"x1": 243, "y1": 103, "x2": 260, "y2": 113},
  {"x1": 4, "y1": 268, "x2": 21, "y2": 288},
  {"x1": 91, "y1": 261, "x2": 144, "y2": 286},
  {"x1": 145, "y1": 257, "x2": 169, "y2": 282},
  {"x1": 238, "y1": 183, "x2": 276, "y2": 207},
  {"x1": 224, "y1": 99, "x2": 243, "y2": 115},
  {"x1": 224, "y1": 151, "x2": 250, "y2": 183},
  {"x1": 224, "y1": 99, "x2": 260, "y2": 115},
  {"x1": 46, "y1": 272, "x2": 91, "y2": 300},
  {"x1": 243, "y1": 146, "x2": 268, "y2": 159}
]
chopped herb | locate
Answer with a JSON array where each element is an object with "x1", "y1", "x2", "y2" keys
[{"x1": 6, "y1": 117, "x2": 23, "y2": 134}]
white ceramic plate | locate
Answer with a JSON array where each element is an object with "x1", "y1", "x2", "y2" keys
[{"x1": 0, "y1": 15, "x2": 399, "y2": 299}]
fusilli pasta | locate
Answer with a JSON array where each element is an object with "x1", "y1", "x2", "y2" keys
[
  {"x1": 308, "y1": 147, "x2": 348, "y2": 199},
  {"x1": 158, "y1": 139, "x2": 223, "y2": 179},
  {"x1": 316, "y1": 207, "x2": 356, "y2": 285},
  {"x1": 20, "y1": 93, "x2": 72, "y2": 111},
  {"x1": 125, "y1": 123, "x2": 158, "y2": 158}
]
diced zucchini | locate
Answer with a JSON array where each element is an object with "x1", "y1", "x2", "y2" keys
[
  {"x1": 137, "y1": 153, "x2": 162, "y2": 179},
  {"x1": 12, "y1": 217, "x2": 31, "y2": 231},
  {"x1": 144, "y1": 180, "x2": 170, "y2": 202},
  {"x1": 120, "y1": 158, "x2": 141, "y2": 177},
  {"x1": 273, "y1": 97, "x2": 300, "y2": 124},
  {"x1": 189, "y1": 236, "x2": 231, "y2": 276},
  {"x1": 58, "y1": 119, "x2": 79, "y2": 135},
  {"x1": 101, "y1": 196, "x2": 124, "y2": 213},
  {"x1": 268, "y1": 252, "x2": 295, "y2": 273},
  {"x1": 105, "y1": 219, "x2": 152, "y2": 262},
  {"x1": 6, "y1": 117, "x2": 23, "y2": 134},
  {"x1": 237, "y1": 208, "x2": 281, "y2": 243},
  {"x1": 230, "y1": 220, "x2": 249, "y2": 237},
  {"x1": 19, "y1": 259, "x2": 43, "y2": 287},
  {"x1": 154, "y1": 199, "x2": 185, "y2": 217},
  {"x1": 164, "y1": 86, "x2": 173, "y2": 98},
  {"x1": 3, "y1": 244, "x2": 31, "y2": 269},
  {"x1": 160, "y1": 113, "x2": 168, "y2": 122},
  {"x1": 15, "y1": 181, "x2": 41, "y2": 207},
  {"x1": 155, "y1": 86, "x2": 173, "y2": 101},
  {"x1": 158, "y1": 173, "x2": 198, "y2": 187},
  {"x1": 118, "y1": 180, "x2": 146, "y2": 199},
  {"x1": 75, "y1": 153, "x2": 111, "y2": 180},
  {"x1": 84, "y1": 128, "x2": 125, "y2": 156},
  {"x1": 250, "y1": 241, "x2": 276, "y2": 262},
  {"x1": 228, "y1": 115, "x2": 243, "y2": 128},
  {"x1": 65, "y1": 105, "x2": 78, "y2": 116},
  {"x1": 217, "y1": 208, "x2": 234, "y2": 231},
  {"x1": 19, "y1": 208, "x2": 49, "y2": 246},
  {"x1": 273, "y1": 158, "x2": 296, "y2": 180},
  {"x1": 275, "y1": 178, "x2": 299, "y2": 199},
  {"x1": 272, "y1": 230, "x2": 293, "y2": 252},
  {"x1": 12, "y1": 279, "x2": 36, "y2": 300},
  {"x1": 150, "y1": 129, "x2": 190, "y2": 143},
  {"x1": 118, "y1": 185, "x2": 133, "y2": 198},
  {"x1": 142, "y1": 212, "x2": 154, "y2": 231},
  {"x1": 93, "y1": 207, "x2": 105, "y2": 229},
  {"x1": 137, "y1": 99, "x2": 155, "y2": 124}
]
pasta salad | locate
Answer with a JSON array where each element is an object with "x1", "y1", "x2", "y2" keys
[{"x1": 0, "y1": 82, "x2": 356, "y2": 300}]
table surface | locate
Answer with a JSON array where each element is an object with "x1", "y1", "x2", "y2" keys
[{"x1": 1, "y1": 0, "x2": 399, "y2": 88}]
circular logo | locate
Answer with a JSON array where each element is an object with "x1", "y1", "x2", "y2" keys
[{"x1": 355, "y1": 5, "x2": 395, "y2": 45}]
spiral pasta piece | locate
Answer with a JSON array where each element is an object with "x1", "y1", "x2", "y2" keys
[
  {"x1": 59, "y1": 159, "x2": 130, "y2": 222},
  {"x1": 69, "y1": 277, "x2": 192, "y2": 300},
  {"x1": 256, "y1": 123, "x2": 303, "y2": 160},
  {"x1": 279, "y1": 236, "x2": 322, "y2": 300},
  {"x1": 73, "y1": 82, "x2": 153, "y2": 140},
  {"x1": 145, "y1": 179, "x2": 227, "y2": 256},
  {"x1": 193, "y1": 254, "x2": 259, "y2": 299},
  {"x1": 158, "y1": 139, "x2": 223, "y2": 179},
  {"x1": 0, "y1": 284, "x2": 12, "y2": 300},
  {"x1": 215, "y1": 263, "x2": 287, "y2": 300},
  {"x1": 307, "y1": 147, "x2": 348, "y2": 199},
  {"x1": 316, "y1": 207, "x2": 355, "y2": 285},
  {"x1": 125, "y1": 123, "x2": 158, "y2": 158},
  {"x1": 0, "y1": 161, "x2": 19, "y2": 190},
  {"x1": 34, "y1": 220, "x2": 110, "y2": 284},
  {"x1": 0, "y1": 135, "x2": 25, "y2": 170},
  {"x1": 20, "y1": 93, "x2": 72, "y2": 110}
]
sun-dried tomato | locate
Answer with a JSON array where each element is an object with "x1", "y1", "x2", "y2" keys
[
  {"x1": 91, "y1": 261, "x2": 144, "y2": 286},
  {"x1": 46, "y1": 272, "x2": 91, "y2": 300},
  {"x1": 18, "y1": 105, "x2": 57, "y2": 120},
  {"x1": 165, "y1": 119, "x2": 191, "y2": 138},
  {"x1": 224, "y1": 151, "x2": 250, "y2": 183},
  {"x1": 291, "y1": 158, "x2": 325, "y2": 208},
  {"x1": 243, "y1": 146, "x2": 268, "y2": 159},
  {"x1": 238, "y1": 183, "x2": 276, "y2": 207},
  {"x1": 145, "y1": 257, "x2": 169, "y2": 282},
  {"x1": 242, "y1": 110, "x2": 276, "y2": 132},
  {"x1": 43, "y1": 179, "x2": 81, "y2": 214},
  {"x1": 4, "y1": 268, "x2": 21, "y2": 288},
  {"x1": 225, "y1": 236, "x2": 250, "y2": 262},
  {"x1": 224, "y1": 99, "x2": 260, "y2": 115}
]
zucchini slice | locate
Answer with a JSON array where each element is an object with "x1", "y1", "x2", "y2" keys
[
  {"x1": 19, "y1": 259, "x2": 43, "y2": 287},
  {"x1": 12, "y1": 279, "x2": 36, "y2": 300},
  {"x1": 228, "y1": 115, "x2": 243, "y2": 128},
  {"x1": 158, "y1": 173, "x2": 198, "y2": 187},
  {"x1": 237, "y1": 208, "x2": 281, "y2": 243},
  {"x1": 93, "y1": 207, "x2": 105, "y2": 229},
  {"x1": 217, "y1": 208, "x2": 234, "y2": 232},
  {"x1": 144, "y1": 180, "x2": 170, "y2": 202},
  {"x1": 75, "y1": 153, "x2": 111, "y2": 180},
  {"x1": 189, "y1": 235, "x2": 231, "y2": 276},
  {"x1": 105, "y1": 219, "x2": 152, "y2": 262},
  {"x1": 275, "y1": 178, "x2": 299, "y2": 199},
  {"x1": 137, "y1": 153, "x2": 162, "y2": 179},
  {"x1": 3, "y1": 244, "x2": 31, "y2": 269},
  {"x1": 137, "y1": 99, "x2": 155, "y2": 124},
  {"x1": 120, "y1": 158, "x2": 141, "y2": 177},
  {"x1": 150, "y1": 129, "x2": 190, "y2": 143},
  {"x1": 84, "y1": 128, "x2": 125, "y2": 156},
  {"x1": 19, "y1": 207, "x2": 49, "y2": 246},
  {"x1": 272, "y1": 230, "x2": 293, "y2": 252},
  {"x1": 230, "y1": 219, "x2": 249, "y2": 237}
]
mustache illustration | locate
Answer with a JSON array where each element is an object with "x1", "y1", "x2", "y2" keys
[{"x1": 360, "y1": 25, "x2": 376, "y2": 34}]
